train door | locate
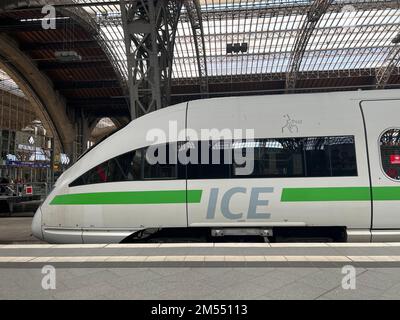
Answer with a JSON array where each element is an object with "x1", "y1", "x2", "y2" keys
[
  {"x1": 186, "y1": 97, "x2": 371, "y2": 233},
  {"x1": 361, "y1": 99, "x2": 400, "y2": 230}
]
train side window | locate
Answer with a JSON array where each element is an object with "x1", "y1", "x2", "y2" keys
[
  {"x1": 143, "y1": 143, "x2": 177, "y2": 179},
  {"x1": 233, "y1": 138, "x2": 304, "y2": 178},
  {"x1": 303, "y1": 137, "x2": 331, "y2": 177},
  {"x1": 70, "y1": 144, "x2": 179, "y2": 186},
  {"x1": 329, "y1": 136, "x2": 357, "y2": 176},
  {"x1": 380, "y1": 128, "x2": 400, "y2": 181},
  {"x1": 131, "y1": 149, "x2": 142, "y2": 180},
  {"x1": 70, "y1": 150, "x2": 139, "y2": 187},
  {"x1": 231, "y1": 135, "x2": 357, "y2": 178},
  {"x1": 70, "y1": 162, "x2": 109, "y2": 187},
  {"x1": 186, "y1": 140, "x2": 232, "y2": 179},
  {"x1": 107, "y1": 150, "x2": 141, "y2": 182}
]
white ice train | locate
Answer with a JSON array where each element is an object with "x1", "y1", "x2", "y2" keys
[{"x1": 32, "y1": 89, "x2": 400, "y2": 243}]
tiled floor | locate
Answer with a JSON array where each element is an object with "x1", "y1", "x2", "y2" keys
[
  {"x1": 0, "y1": 266, "x2": 399, "y2": 299},
  {"x1": 0, "y1": 243, "x2": 400, "y2": 299}
]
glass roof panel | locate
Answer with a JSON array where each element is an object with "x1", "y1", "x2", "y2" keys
[
  {"x1": 51, "y1": 1, "x2": 400, "y2": 81},
  {"x1": 0, "y1": 69, "x2": 25, "y2": 97}
]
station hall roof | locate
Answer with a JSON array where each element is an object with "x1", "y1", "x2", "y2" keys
[
  {"x1": 78, "y1": 0, "x2": 400, "y2": 96},
  {"x1": 0, "y1": 0, "x2": 399, "y2": 113}
]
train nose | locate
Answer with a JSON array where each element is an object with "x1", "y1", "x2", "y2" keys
[{"x1": 31, "y1": 207, "x2": 44, "y2": 240}]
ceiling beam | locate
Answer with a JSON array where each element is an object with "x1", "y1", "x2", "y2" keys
[
  {"x1": 0, "y1": 18, "x2": 82, "y2": 33},
  {"x1": 4, "y1": 0, "x2": 395, "y2": 15},
  {"x1": 54, "y1": 79, "x2": 121, "y2": 90},
  {"x1": 20, "y1": 40, "x2": 99, "y2": 52},
  {"x1": 80, "y1": 109, "x2": 129, "y2": 117},
  {"x1": 68, "y1": 96, "x2": 128, "y2": 106},
  {"x1": 38, "y1": 59, "x2": 110, "y2": 70}
]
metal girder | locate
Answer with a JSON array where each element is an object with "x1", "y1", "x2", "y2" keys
[
  {"x1": 183, "y1": 0, "x2": 208, "y2": 98},
  {"x1": 285, "y1": 0, "x2": 333, "y2": 91},
  {"x1": 376, "y1": 40, "x2": 400, "y2": 88},
  {"x1": 120, "y1": 0, "x2": 183, "y2": 119}
]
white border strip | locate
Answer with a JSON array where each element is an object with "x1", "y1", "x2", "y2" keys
[
  {"x1": 1, "y1": 255, "x2": 400, "y2": 263},
  {"x1": 2, "y1": 242, "x2": 400, "y2": 249}
]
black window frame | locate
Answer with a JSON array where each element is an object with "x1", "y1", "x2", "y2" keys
[
  {"x1": 379, "y1": 128, "x2": 400, "y2": 182},
  {"x1": 69, "y1": 135, "x2": 358, "y2": 187},
  {"x1": 69, "y1": 143, "x2": 178, "y2": 187},
  {"x1": 185, "y1": 135, "x2": 358, "y2": 180}
]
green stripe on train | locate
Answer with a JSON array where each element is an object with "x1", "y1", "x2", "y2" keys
[
  {"x1": 281, "y1": 186, "x2": 400, "y2": 202},
  {"x1": 50, "y1": 190, "x2": 202, "y2": 205},
  {"x1": 50, "y1": 186, "x2": 400, "y2": 205}
]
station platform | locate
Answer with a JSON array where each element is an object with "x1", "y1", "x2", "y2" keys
[
  {"x1": 0, "y1": 217, "x2": 42, "y2": 244},
  {"x1": 1, "y1": 243, "x2": 400, "y2": 299}
]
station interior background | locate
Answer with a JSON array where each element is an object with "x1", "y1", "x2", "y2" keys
[{"x1": 0, "y1": 0, "x2": 398, "y2": 219}]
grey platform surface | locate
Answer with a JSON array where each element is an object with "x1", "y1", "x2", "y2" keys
[
  {"x1": 0, "y1": 243, "x2": 400, "y2": 299},
  {"x1": 0, "y1": 217, "x2": 43, "y2": 244}
]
